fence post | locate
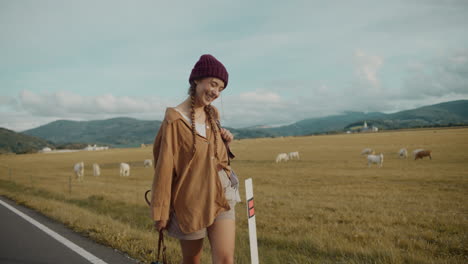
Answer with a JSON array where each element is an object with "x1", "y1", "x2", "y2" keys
[
  {"x1": 69, "y1": 174, "x2": 72, "y2": 195},
  {"x1": 135, "y1": 174, "x2": 138, "y2": 205}
]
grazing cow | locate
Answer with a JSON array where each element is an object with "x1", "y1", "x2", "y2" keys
[
  {"x1": 40, "y1": 147, "x2": 52, "y2": 153},
  {"x1": 93, "y1": 163, "x2": 100, "y2": 176},
  {"x1": 415, "y1": 150, "x2": 432, "y2": 160},
  {"x1": 74, "y1": 162, "x2": 84, "y2": 181},
  {"x1": 399, "y1": 148, "x2": 408, "y2": 159},
  {"x1": 367, "y1": 154, "x2": 384, "y2": 168},
  {"x1": 144, "y1": 159, "x2": 153, "y2": 168},
  {"x1": 412, "y1": 149, "x2": 425, "y2": 159},
  {"x1": 120, "y1": 163, "x2": 130, "y2": 177},
  {"x1": 275, "y1": 153, "x2": 289, "y2": 163},
  {"x1": 288, "y1": 151, "x2": 300, "y2": 160},
  {"x1": 361, "y1": 148, "x2": 375, "y2": 155}
]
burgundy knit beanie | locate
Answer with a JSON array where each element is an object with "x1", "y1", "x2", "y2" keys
[{"x1": 189, "y1": 54, "x2": 229, "y2": 88}]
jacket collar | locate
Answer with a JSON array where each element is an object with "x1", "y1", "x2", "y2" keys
[
  {"x1": 164, "y1": 107, "x2": 184, "y2": 123},
  {"x1": 165, "y1": 107, "x2": 210, "y2": 140}
]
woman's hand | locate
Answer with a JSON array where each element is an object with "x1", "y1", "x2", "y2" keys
[
  {"x1": 154, "y1": 220, "x2": 168, "y2": 231},
  {"x1": 220, "y1": 128, "x2": 234, "y2": 144}
]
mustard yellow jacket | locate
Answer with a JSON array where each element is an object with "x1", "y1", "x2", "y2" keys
[{"x1": 150, "y1": 106, "x2": 231, "y2": 233}]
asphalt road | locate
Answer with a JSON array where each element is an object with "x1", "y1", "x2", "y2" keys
[{"x1": 0, "y1": 196, "x2": 141, "y2": 264}]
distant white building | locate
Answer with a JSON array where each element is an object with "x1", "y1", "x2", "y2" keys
[
  {"x1": 361, "y1": 121, "x2": 378, "y2": 133},
  {"x1": 84, "y1": 145, "x2": 94, "y2": 151},
  {"x1": 83, "y1": 144, "x2": 109, "y2": 151}
]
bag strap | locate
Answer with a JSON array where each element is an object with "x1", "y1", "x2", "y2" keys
[
  {"x1": 157, "y1": 229, "x2": 168, "y2": 263},
  {"x1": 215, "y1": 119, "x2": 235, "y2": 165},
  {"x1": 144, "y1": 190, "x2": 151, "y2": 206},
  {"x1": 146, "y1": 191, "x2": 170, "y2": 263}
]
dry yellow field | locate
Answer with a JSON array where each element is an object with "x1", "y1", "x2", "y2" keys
[{"x1": 1, "y1": 127, "x2": 467, "y2": 263}]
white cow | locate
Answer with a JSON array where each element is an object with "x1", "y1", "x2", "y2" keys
[
  {"x1": 120, "y1": 163, "x2": 130, "y2": 177},
  {"x1": 367, "y1": 154, "x2": 384, "y2": 168},
  {"x1": 288, "y1": 151, "x2": 300, "y2": 160},
  {"x1": 276, "y1": 153, "x2": 289, "y2": 163},
  {"x1": 93, "y1": 163, "x2": 100, "y2": 176},
  {"x1": 74, "y1": 162, "x2": 84, "y2": 181},
  {"x1": 361, "y1": 148, "x2": 375, "y2": 155},
  {"x1": 399, "y1": 148, "x2": 408, "y2": 159},
  {"x1": 144, "y1": 159, "x2": 153, "y2": 168}
]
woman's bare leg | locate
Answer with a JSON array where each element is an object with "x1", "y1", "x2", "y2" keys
[
  {"x1": 207, "y1": 219, "x2": 235, "y2": 264},
  {"x1": 179, "y1": 238, "x2": 204, "y2": 264}
]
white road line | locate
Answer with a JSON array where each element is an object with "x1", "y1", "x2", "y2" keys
[{"x1": 0, "y1": 199, "x2": 108, "y2": 264}]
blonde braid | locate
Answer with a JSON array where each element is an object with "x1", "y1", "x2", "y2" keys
[
  {"x1": 204, "y1": 105, "x2": 219, "y2": 160},
  {"x1": 190, "y1": 95, "x2": 197, "y2": 154}
]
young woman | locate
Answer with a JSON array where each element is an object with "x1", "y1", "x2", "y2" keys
[{"x1": 150, "y1": 54, "x2": 241, "y2": 264}]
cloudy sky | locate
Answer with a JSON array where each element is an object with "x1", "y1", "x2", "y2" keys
[{"x1": 1, "y1": 0, "x2": 467, "y2": 131}]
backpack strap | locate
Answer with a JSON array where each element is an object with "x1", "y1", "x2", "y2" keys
[{"x1": 215, "y1": 119, "x2": 235, "y2": 165}]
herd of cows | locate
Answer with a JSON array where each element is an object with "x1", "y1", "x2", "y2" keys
[
  {"x1": 275, "y1": 148, "x2": 432, "y2": 168},
  {"x1": 363, "y1": 148, "x2": 433, "y2": 167},
  {"x1": 71, "y1": 147, "x2": 433, "y2": 181},
  {"x1": 72, "y1": 159, "x2": 153, "y2": 181},
  {"x1": 275, "y1": 151, "x2": 300, "y2": 163}
]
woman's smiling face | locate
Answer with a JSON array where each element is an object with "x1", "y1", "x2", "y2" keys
[{"x1": 194, "y1": 77, "x2": 225, "y2": 106}]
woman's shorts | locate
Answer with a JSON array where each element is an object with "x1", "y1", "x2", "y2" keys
[{"x1": 166, "y1": 169, "x2": 241, "y2": 240}]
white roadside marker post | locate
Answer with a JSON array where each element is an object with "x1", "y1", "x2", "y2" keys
[{"x1": 245, "y1": 178, "x2": 259, "y2": 264}]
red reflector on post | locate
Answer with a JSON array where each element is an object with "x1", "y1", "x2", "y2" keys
[
  {"x1": 248, "y1": 199, "x2": 254, "y2": 209},
  {"x1": 249, "y1": 207, "x2": 255, "y2": 218}
]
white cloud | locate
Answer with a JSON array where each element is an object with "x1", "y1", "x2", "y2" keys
[
  {"x1": 354, "y1": 50, "x2": 383, "y2": 90},
  {"x1": 402, "y1": 49, "x2": 468, "y2": 99},
  {"x1": 17, "y1": 90, "x2": 171, "y2": 118},
  {"x1": 0, "y1": 90, "x2": 179, "y2": 131},
  {"x1": 450, "y1": 55, "x2": 467, "y2": 64},
  {"x1": 0, "y1": 96, "x2": 19, "y2": 110},
  {"x1": 1, "y1": 1, "x2": 468, "y2": 132},
  {"x1": 239, "y1": 90, "x2": 281, "y2": 103},
  {"x1": 216, "y1": 49, "x2": 468, "y2": 129},
  {"x1": 0, "y1": 111, "x2": 59, "y2": 132}
]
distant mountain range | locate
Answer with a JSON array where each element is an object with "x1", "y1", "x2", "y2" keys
[
  {"x1": 1, "y1": 100, "x2": 467, "y2": 154},
  {"x1": 23, "y1": 117, "x2": 162, "y2": 148},
  {"x1": 261, "y1": 99, "x2": 468, "y2": 136}
]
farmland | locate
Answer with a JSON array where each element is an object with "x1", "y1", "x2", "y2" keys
[{"x1": 0, "y1": 127, "x2": 467, "y2": 263}]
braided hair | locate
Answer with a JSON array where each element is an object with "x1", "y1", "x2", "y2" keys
[
  {"x1": 205, "y1": 104, "x2": 219, "y2": 160},
  {"x1": 188, "y1": 82, "x2": 219, "y2": 159},
  {"x1": 189, "y1": 94, "x2": 197, "y2": 154}
]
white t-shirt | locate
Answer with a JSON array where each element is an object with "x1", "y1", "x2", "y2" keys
[{"x1": 174, "y1": 108, "x2": 207, "y2": 138}]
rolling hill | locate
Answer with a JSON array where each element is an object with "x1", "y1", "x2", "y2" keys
[
  {"x1": 343, "y1": 100, "x2": 468, "y2": 131},
  {"x1": 23, "y1": 117, "x2": 162, "y2": 147},
  {"x1": 259, "y1": 99, "x2": 468, "y2": 136},
  {"x1": 16, "y1": 100, "x2": 468, "y2": 149},
  {"x1": 0, "y1": 128, "x2": 54, "y2": 154}
]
